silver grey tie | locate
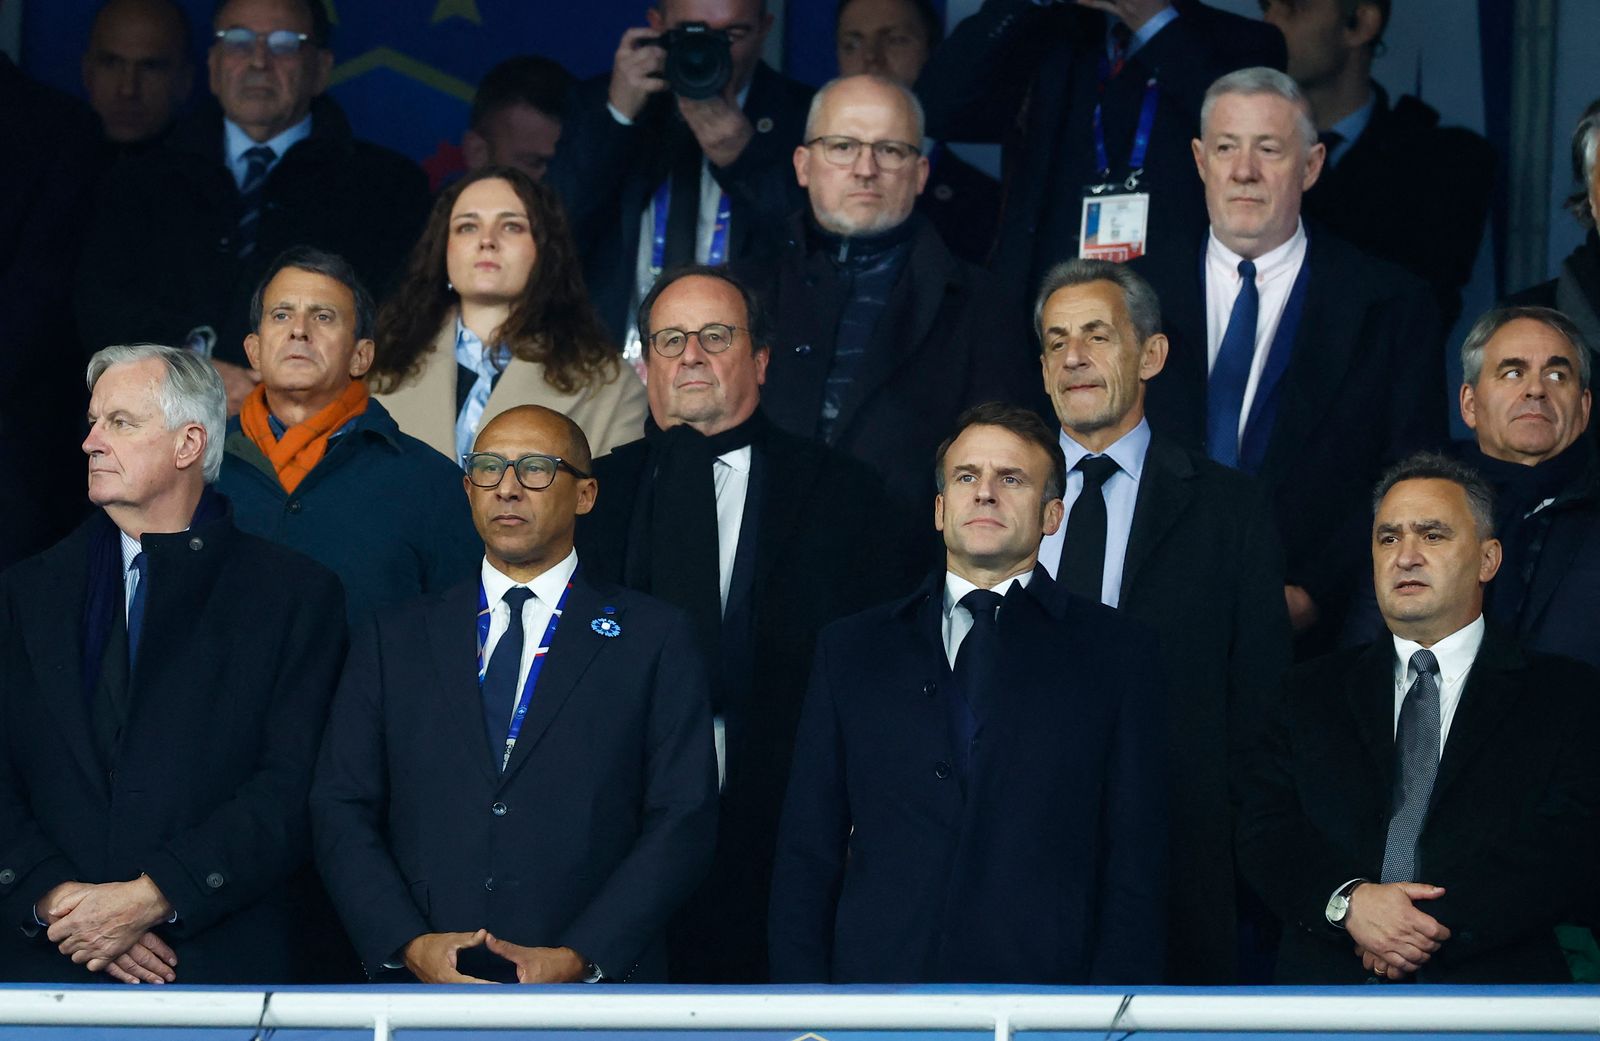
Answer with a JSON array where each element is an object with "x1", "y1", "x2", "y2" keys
[{"x1": 1381, "y1": 649, "x2": 1441, "y2": 882}]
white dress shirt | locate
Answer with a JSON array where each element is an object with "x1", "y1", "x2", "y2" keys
[
  {"x1": 1205, "y1": 220, "x2": 1309, "y2": 444},
  {"x1": 713, "y1": 446, "x2": 751, "y2": 613},
  {"x1": 1036, "y1": 420, "x2": 1151, "y2": 606},
  {"x1": 223, "y1": 115, "x2": 312, "y2": 188},
  {"x1": 1391, "y1": 614, "x2": 1485, "y2": 754},
  {"x1": 479, "y1": 549, "x2": 579, "y2": 723},
  {"x1": 119, "y1": 530, "x2": 144, "y2": 622},
  {"x1": 941, "y1": 569, "x2": 1033, "y2": 668}
]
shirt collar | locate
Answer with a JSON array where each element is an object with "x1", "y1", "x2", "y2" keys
[
  {"x1": 716, "y1": 445, "x2": 753, "y2": 473},
  {"x1": 118, "y1": 529, "x2": 143, "y2": 573},
  {"x1": 1327, "y1": 92, "x2": 1376, "y2": 157},
  {"x1": 1059, "y1": 417, "x2": 1151, "y2": 481},
  {"x1": 1207, "y1": 218, "x2": 1307, "y2": 283},
  {"x1": 455, "y1": 315, "x2": 508, "y2": 379},
  {"x1": 943, "y1": 568, "x2": 1033, "y2": 618},
  {"x1": 223, "y1": 114, "x2": 312, "y2": 169},
  {"x1": 1392, "y1": 614, "x2": 1486, "y2": 686},
  {"x1": 481, "y1": 548, "x2": 579, "y2": 612}
]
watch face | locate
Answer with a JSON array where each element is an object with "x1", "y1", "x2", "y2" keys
[{"x1": 1325, "y1": 894, "x2": 1349, "y2": 923}]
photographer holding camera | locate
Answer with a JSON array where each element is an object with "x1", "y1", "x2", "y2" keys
[{"x1": 547, "y1": 0, "x2": 812, "y2": 353}]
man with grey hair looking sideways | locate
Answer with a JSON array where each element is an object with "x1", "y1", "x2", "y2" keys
[
  {"x1": 1132, "y1": 65, "x2": 1442, "y2": 653},
  {"x1": 0, "y1": 344, "x2": 347, "y2": 984},
  {"x1": 746, "y1": 73, "x2": 1040, "y2": 520}
]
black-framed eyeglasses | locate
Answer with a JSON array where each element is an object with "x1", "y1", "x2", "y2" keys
[
  {"x1": 647, "y1": 323, "x2": 742, "y2": 358},
  {"x1": 461, "y1": 452, "x2": 591, "y2": 490},
  {"x1": 213, "y1": 27, "x2": 312, "y2": 56},
  {"x1": 806, "y1": 135, "x2": 922, "y2": 170}
]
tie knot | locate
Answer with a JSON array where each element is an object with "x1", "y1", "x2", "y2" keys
[
  {"x1": 1110, "y1": 21, "x2": 1133, "y2": 47},
  {"x1": 502, "y1": 586, "x2": 534, "y2": 617},
  {"x1": 1410, "y1": 648, "x2": 1438, "y2": 679},
  {"x1": 129, "y1": 551, "x2": 148, "y2": 579},
  {"x1": 243, "y1": 145, "x2": 275, "y2": 166},
  {"x1": 959, "y1": 589, "x2": 1004, "y2": 623},
  {"x1": 1076, "y1": 454, "x2": 1120, "y2": 488},
  {"x1": 1237, "y1": 258, "x2": 1257, "y2": 281}
]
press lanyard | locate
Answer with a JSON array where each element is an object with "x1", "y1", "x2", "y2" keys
[
  {"x1": 1091, "y1": 77, "x2": 1161, "y2": 188},
  {"x1": 477, "y1": 572, "x2": 576, "y2": 771},
  {"x1": 651, "y1": 175, "x2": 732, "y2": 276}
]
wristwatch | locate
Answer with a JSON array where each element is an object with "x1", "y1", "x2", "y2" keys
[
  {"x1": 1324, "y1": 878, "x2": 1367, "y2": 929},
  {"x1": 582, "y1": 960, "x2": 606, "y2": 983}
]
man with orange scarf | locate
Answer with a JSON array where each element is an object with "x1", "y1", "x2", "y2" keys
[{"x1": 219, "y1": 246, "x2": 478, "y2": 624}]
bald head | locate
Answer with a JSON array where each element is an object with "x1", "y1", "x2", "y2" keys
[
  {"x1": 476, "y1": 405, "x2": 593, "y2": 474},
  {"x1": 468, "y1": 405, "x2": 597, "y2": 581},
  {"x1": 795, "y1": 74, "x2": 929, "y2": 236},
  {"x1": 83, "y1": 0, "x2": 193, "y2": 145}
]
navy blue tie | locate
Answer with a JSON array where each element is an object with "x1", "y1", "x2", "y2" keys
[
  {"x1": 236, "y1": 145, "x2": 275, "y2": 258},
  {"x1": 482, "y1": 587, "x2": 534, "y2": 761},
  {"x1": 126, "y1": 552, "x2": 149, "y2": 672},
  {"x1": 1206, "y1": 258, "x2": 1258, "y2": 468}
]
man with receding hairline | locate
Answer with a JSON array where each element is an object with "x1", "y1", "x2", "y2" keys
[
  {"x1": 82, "y1": 0, "x2": 193, "y2": 151},
  {"x1": 313, "y1": 404, "x2": 716, "y2": 984}
]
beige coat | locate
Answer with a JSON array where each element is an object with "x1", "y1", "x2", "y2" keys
[{"x1": 373, "y1": 320, "x2": 649, "y2": 461}]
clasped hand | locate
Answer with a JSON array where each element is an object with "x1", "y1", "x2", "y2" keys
[
  {"x1": 404, "y1": 928, "x2": 586, "y2": 984},
  {"x1": 40, "y1": 877, "x2": 177, "y2": 983},
  {"x1": 1346, "y1": 881, "x2": 1451, "y2": 979}
]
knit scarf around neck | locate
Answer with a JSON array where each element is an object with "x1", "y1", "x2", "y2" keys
[{"x1": 239, "y1": 380, "x2": 370, "y2": 494}]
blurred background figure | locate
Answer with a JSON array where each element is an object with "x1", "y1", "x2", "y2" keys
[
  {"x1": 81, "y1": 0, "x2": 192, "y2": 154},
  {"x1": 834, "y1": 0, "x2": 999, "y2": 264},
  {"x1": 461, "y1": 54, "x2": 573, "y2": 184},
  {"x1": 371, "y1": 166, "x2": 648, "y2": 462}
]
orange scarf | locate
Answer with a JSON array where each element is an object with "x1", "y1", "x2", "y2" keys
[{"x1": 239, "y1": 381, "x2": 370, "y2": 494}]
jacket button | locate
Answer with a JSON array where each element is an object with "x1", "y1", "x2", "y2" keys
[
  {"x1": 188, "y1": 537, "x2": 204, "y2": 551},
  {"x1": 205, "y1": 872, "x2": 225, "y2": 889},
  {"x1": 794, "y1": 343, "x2": 811, "y2": 356},
  {"x1": 484, "y1": 877, "x2": 495, "y2": 892},
  {"x1": 922, "y1": 681, "x2": 936, "y2": 698},
  {"x1": 934, "y1": 761, "x2": 951, "y2": 779},
  {"x1": 0, "y1": 869, "x2": 15, "y2": 885},
  {"x1": 491, "y1": 802, "x2": 507, "y2": 817},
  {"x1": 286, "y1": 501, "x2": 301, "y2": 514}
]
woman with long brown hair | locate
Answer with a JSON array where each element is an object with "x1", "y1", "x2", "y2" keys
[{"x1": 370, "y1": 165, "x2": 647, "y2": 461}]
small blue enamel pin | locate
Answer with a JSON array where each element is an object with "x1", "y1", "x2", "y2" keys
[{"x1": 590, "y1": 606, "x2": 622, "y2": 638}]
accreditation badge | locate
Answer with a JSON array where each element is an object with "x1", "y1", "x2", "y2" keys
[{"x1": 1079, "y1": 187, "x2": 1150, "y2": 262}]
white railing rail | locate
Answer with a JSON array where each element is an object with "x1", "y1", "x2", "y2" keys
[{"x1": 0, "y1": 988, "x2": 1597, "y2": 1038}]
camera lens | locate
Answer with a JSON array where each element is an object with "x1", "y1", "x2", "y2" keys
[{"x1": 664, "y1": 24, "x2": 733, "y2": 100}]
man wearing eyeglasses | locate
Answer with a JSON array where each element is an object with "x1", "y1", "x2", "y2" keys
[
  {"x1": 312, "y1": 403, "x2": 718, "y2": 984},
  {"x1": 75, "y1": 0, "x2": 429, "y2": 418},
  {"x1": 743, "y1": 74, "x2": 1043, "y2": 523},
  {"x1": 575, "y1": 266, "x2": 918, "y2": 982}
]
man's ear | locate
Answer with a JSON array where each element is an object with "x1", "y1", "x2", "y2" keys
[
  {"x1": 242, "y1": 332, "x2": 263, "y2": 372},
  {"x1": 1139, "y1": 333, "x2": 1169, "y2": 381}
]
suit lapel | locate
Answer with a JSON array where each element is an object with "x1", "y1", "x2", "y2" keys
[
  {"x1": 1345, "y1": 639, "x2": 1399, "y2": 786},
  {"x1": 24, "y1": 548, "x2": 104, "y2": 796},
  {"x1": 1258, "y1": 234, "x2": 1359, "y2": 482},
  {"x1": 750, "y1": 432, "x2": 819, "y2": 590},
  {"x1": 1430, "y1": 627, "x2": 1524, "y2": 805},
  {"x1": 427, "y1": 581, "x2": 501, "y2": 789},
  {"x1": 1119, "y1": 436, "x2": 1195, "y2": 605},
  {"x1": 497, "y1": 573, "x2": 613, "y2": 787},
  {"x1": 1517, "y1": 494, "x2": 1600, "y2": 638}
]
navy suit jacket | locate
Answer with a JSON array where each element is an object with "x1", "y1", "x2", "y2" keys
[
  {"x1": 310, "y1": 564, "x2": 717, "y2": 981},
  {"x1": 769, "y1": 567, "x2": 1167, "y2": 983}
]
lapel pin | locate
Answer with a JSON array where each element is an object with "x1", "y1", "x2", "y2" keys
[
  {"x1": 591, "y1": 606, "x2": 621, "y2": 638},
  {"x1": 756, "y1": 116, "x2": 774, "y2": 134}
]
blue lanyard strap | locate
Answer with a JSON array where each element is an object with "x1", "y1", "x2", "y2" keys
[
  {"x1": 651, "y1": 176, "x2": 733, "y2": 275},
  {"x1": 1091, "y1": 78, "x2": 1161, "y2": 183},
  {"x1": 477, "y1": 570, "x2": 577, "y2": 771}
]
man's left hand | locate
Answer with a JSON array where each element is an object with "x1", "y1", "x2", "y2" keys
[
  {"x1": 1357, "y1": 943, "x2": 1409, "y2": 981},
  {"x1": 482, "y1": 934, "x2": 587, "y2": 983},
  {"x1": 1074, "y1": 0, "x2": 1171, "y2": 33},
  {"x1": 678, "y1": 94, "x2": 754, "y2": 168},
  {"x1": 46, "y1": 876, "x2": 173, "y2": 973}
]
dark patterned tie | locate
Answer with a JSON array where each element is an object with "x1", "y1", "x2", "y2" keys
[
  {"x1": 481, "y1": 587, "x2": 534, "y2": 764},
  {"x1": 126, "y1": 552, "x2": 149, "y2": 672},
  {"x1": 1381, "y1": 649, "x2": 1441, "y2": 882},
  {"x1": 953, "y1": 589, "x2": 1004, "y2": 725},
  {"x1": 1060, "y1": 455, "x2": 1120, "y2": 601},
  {"x1": 1206, "y1": 258, "x2": 1258, "y2": 468},
  {"x1": 236, "y1": 145, "x2": 276, "y2": 258}
]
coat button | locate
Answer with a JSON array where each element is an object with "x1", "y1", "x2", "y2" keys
[
  {"x1": 922, "y1": 681, "x2": 936, "y2": 698},
  {"x1": 484, "y1": 877, "x2": 495, "y2": 892},
  {"x1": 491, "y1": 802, "x2": 507, "y2": 816},
  {"x1": 287, "y1": 501, "x2": 301, "y2": 514},
  {"x1": 0, "y1": 869, "x2": 15, "y2": 885},
  {"x1": 205, "y1": 872, "x2": 225, "y2": 889},
  {"x1": 934, "y1": 761, "x2": 951, "y2": 779},
  {"x1": 188, "y1": 537, "x2": 204, "y2": 551},
  {"x1": 794, "y1": 343, "x2": 811, "y2": 356}
]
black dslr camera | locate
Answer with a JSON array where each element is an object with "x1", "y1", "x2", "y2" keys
[{"x1": 648, "y1": 22, "x2": 733, "y2": 100}]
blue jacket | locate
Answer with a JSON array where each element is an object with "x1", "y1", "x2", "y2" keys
[{"x1": 219, "y1": 398, "x2": 480, "y2": 622}]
